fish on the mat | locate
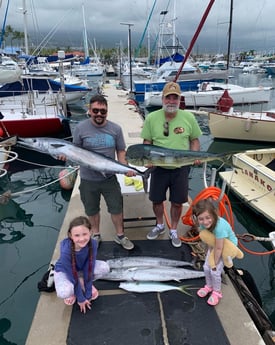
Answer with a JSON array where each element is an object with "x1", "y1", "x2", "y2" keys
[
  {"x1": 106, "y1": 256, "x2": 194, "y2": 269},
  {"x1": 119, "y1": 281, "x2": 192, "y2": 295},
  {"x1": 0, "y1": 136, "x2": 17, "y2": 147},
  {"x1": 126, "y1": 144, "x2": 236, "y2": 168},
  {"x1": 16, "y1": 137, "x2": 152, "y2": 192},
  {"x1": 99, "y1": 266, "x2": 205, "y2": 282}
]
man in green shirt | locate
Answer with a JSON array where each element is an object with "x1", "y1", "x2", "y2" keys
[{"x1": 141, "y1": 81, "x2": 202, "y2": 248}]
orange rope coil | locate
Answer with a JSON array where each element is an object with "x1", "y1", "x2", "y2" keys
[{"x1": 163, "y1": 186, "x2": 275, "y2": 255}]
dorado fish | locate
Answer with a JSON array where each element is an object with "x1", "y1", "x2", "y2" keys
[
  {"x1": 119, "y1": 281, "x2": 191, "y2": 295},
  {"x1": 16, "y1": 137, "x2": 151, "y2": 192},
  {"x1": 99, "y1": 266, "x2": 205, "y2": 282},
  {"x1": 126, "y1": 144, "x2": 236, "y2": 168},
  {"x1": 106, "y1": 256, "x2": 194, "y2": 269}
]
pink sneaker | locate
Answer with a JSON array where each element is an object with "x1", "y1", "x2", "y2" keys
[
  {"x1": 197, "y1": 285, "x2": 212, "y2": 298},
  {"x1": 207, "y1": 291, "x2": 223, "y2": 306}
]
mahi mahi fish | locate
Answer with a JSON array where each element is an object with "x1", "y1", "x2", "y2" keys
[
  {"x1": 119, "y1": 281, "x2": 191, "y2": 295},
  {"x1": 106, "y1": 256, "x2": 194, "y2": 269},
  {"x1": 16, "y1": 137, "x2": 151, "y2": 192},
  {"x1": 99, "y1": 267, "x2": 205, "y2": 282},
  {"x1": 126, "y1": 144, "x2": 236, "y2": 168}
]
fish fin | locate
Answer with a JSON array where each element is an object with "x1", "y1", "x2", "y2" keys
[
  {"x1": 178, "y1": 285, "x2": 193, "y2": 296},
  {"x1": 127, "y1": 267, "x2": 139, "y2": 272},
  {"x1": 50, "y1": 143, "x2": 67, "y2": 149},
  {"x1": 141, "y1": 167, "x2": 155, "y2": 193}
]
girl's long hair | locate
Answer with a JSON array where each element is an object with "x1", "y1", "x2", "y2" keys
[
  {"x1": 192, "y1": 198, "x2": 218, "y2": 232},
  {"x1": 67, "y1": 216, "x2": 93, "y2": 282}
]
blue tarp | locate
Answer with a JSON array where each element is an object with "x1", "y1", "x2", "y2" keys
[
  {"x1": 158, "y1": 52, "x2": 184, "y2": 66},
  {"x1": 2, "y1": 46, "x2": 22, "y2": 55}
]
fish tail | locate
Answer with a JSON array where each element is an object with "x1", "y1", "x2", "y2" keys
[
  {"x1": 133, "y1": 167, "x2": 155, "y2": 193},
  {"x1": 178, "y1": 285, "x2": 192, "y2": 296},
  {"x1": 141, "y1": 167, "x2": 155, "y2": 193},
  {"x1": 225, "y1": 153, "x2": 234, "y2": 165}
]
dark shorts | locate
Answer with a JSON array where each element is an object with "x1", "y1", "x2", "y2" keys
[
  {"x1": 149, "y1": 166, "x2": 190, "y2": 204},
  {"x1": 79, "y1": 176, "x2": 123, "y2": 216}
]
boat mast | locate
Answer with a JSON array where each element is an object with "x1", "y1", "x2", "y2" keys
[
  {"x1": 0, "y1": 0, "x2": 10, "y2": 49},
  {"x1": 172, "y1": 0, "x2": 176, "y2": 55},
  {"x1": 82, "y1": 3, "x2": 89, "y2": 59},
  {"x1": 22, "y1": 0, "x2": 29, "y2": 54},
  {"x1": 226, "y1": 0, "x2": 233, "y2": 70}
]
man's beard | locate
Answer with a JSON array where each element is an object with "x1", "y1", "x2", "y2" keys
[
  {"x1": 93, "y1": 116, "x2": 106, "y2": 125},
  {"x1": 163, "y1": 104, "x2": 179, "y2": 113}
]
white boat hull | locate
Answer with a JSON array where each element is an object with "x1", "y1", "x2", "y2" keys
[
  {"x1": 219, "y1": 149, "x2": 275, "y2": 224},
  {"x1": 0, "y1": 66, "x2": 22, "y2": 84},
  {"x1": 208, "y1": 110, "x2": 275, "y2": 142},
  {"x1": 182, "y1": 86, "x2": 271, "y2": 107},
  {"x1": 144, "y1": 84, "x2": 272, "y2": 108}
]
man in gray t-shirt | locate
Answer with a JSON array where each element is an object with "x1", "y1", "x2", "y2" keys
[{"x1": 73, "y1": 94, "x2": 135, "y2": 250}]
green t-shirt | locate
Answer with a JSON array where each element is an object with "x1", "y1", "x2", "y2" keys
[{"x1": 141, "y1": 108, "x2": 202, "y2": 150}]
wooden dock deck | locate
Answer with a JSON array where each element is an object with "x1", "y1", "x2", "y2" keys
[{"x1": 26, "y1": 79, "x2": 266, "y2": 345}]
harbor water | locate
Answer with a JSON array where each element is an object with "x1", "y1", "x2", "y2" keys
[{"x1": 0, "y1": 72, "x2": 275, "y2": 344}]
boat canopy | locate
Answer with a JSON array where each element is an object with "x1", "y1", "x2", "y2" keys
[{"x1": 158, "y1": 52, "x2": 185, "y2": 66}]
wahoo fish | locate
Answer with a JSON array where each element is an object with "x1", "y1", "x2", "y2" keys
[
  {"x1": 16, "y1": 137, "x2": 151, "y2": 192},
  {"x1": 0, "y1": 136, "x2": 17, "y2": 147},
  {"x1": 106, "y1": 256, "x2": 194, "y2": 269},
  {"x1": 100, "y1": 267, "x2": 205, "y2": 282},
  {"x1": 119, "y1": 281, "x2": 191, "y2": 295},
  {"x1": 126, "y1": 144, "x2": 236, "y2": 168}
]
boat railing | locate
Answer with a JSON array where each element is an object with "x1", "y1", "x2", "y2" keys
[{"x1": 0, "y1": 90, "x2": 63, "y2": 116}]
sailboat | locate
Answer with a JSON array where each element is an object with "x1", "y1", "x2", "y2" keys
[
  {"x1": 71, "y1": 4, "x2": 103, "y2": 77},
  {"x1": 0, "y1": 1, "x2": 72, "y2": 138},
  {"x1": 0, "y1": 55, "x2": 22, "y2": 84},
  {"x1": 144, "y1": 0, "x2": 272, "y2": 108},
  {"x1": 135, "y1": 1, "x2": 228, "y2": 103}
]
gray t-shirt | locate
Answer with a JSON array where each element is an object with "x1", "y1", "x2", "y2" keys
[{"x1": 73, "y1": 118, "x2": 126, "y2": 181}]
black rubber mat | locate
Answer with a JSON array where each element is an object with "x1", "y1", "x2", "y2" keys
[{"x1": 67, "y1": 240, "x2": 230, "y2": 345}]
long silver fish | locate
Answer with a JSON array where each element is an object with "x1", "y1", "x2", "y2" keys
[
  {"x1": 126, "y1": 144, "x2": 236, "y2": 168},
  {"x1": 99, "y1": 267, "x2": 205, "y2": 282},
  {"x1": 16, "y1": 137, "x2": 151, "y2": 192},
  {"x1": 106, "y1": 256, "x2": 194, "y2": 269},
  {"x1": 0, "y1": 136, "x2": 17, "y2": 147},
  {"x1": 119, "y1": 281, "x2": 191, "y2": 295}
]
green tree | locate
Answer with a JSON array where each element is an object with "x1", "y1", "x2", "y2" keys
[{"x1": 3, "y1": 24, "x2": 14, "y2": 45}]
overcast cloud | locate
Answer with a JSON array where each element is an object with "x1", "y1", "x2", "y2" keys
[{"x1": 1, "y1": 0, "x2": 275, "y2": 55}]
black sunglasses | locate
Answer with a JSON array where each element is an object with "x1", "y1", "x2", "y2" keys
[
  {"x1": 91, "y1": 108, "x2": 107, "y2": 115},
  {"x1": 163, "y1": 121, "x2": 169, "y2": 136}
]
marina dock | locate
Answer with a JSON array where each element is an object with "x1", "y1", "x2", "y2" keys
[{"x1": 26, "y1": 79, "x2": 266, "y2": 345}]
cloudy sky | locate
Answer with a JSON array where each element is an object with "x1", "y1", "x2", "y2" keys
[{"x1": 1, "y1": 0, "x2": 274, "y2": 55}]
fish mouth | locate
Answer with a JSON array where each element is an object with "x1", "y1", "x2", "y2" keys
[{"x1": 16, "y1": 137, "x2": 37, "y2": 149}]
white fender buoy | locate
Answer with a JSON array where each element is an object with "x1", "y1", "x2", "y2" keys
[
  {"x1": 245, "y1": 117, "x2": 251, "y2": 131},
  {"x1": 59, "y1": 168, "x2": 77, "y2": 190}
]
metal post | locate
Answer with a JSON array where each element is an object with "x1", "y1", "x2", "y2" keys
[
  {"x1": 120, "y1": 22, "x2": 134, "y2": 94},
  {"x1": 58, "y1": 50, "x2": 67, "y2": 117}
]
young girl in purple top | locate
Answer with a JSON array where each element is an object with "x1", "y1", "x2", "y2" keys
[
  {"x1": 54, "y1": 216, "x2": 109, "y2": 313},
  {"x1": 192, "y1": 199, "x2": 238, "y2": 306}
]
